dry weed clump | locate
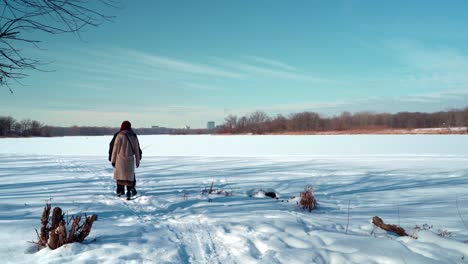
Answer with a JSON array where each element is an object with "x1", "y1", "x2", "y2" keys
[
  {"x1": 33, "y1": 203, "x2": 98, "y2": 250},
  {"x1": 410, "y1": 223, "x2": 452, "y2": 238},
  {"x1": 299, "y1": 187, "x2": 317, "y2": 212},
  {"x1": 201, "y1": 181, "x2": 233, "y2": 197}
]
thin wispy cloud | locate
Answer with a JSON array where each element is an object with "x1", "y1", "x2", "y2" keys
[
  {"x1": 49, "y1": 47, "x2": 334, "y2": 97},
  {"x1": 340, "y1": 89, "x2": 468, "y2": 112},
  {"x1": 117, "y1": 48, "x2": 244, "y2": 79},
  {"x1": 82, "y1": 47, "x2": 330, "y2": 84},
  {"x1": 212, "y1": 57, "x2": 331, "y2": 83},
  {"x1": 343, "y1": 39, "x2": 468, "y2": 94},
  {"x1": 180, "y1": 82, "x2": 221, "y2": 91},
  {"x1": 243, "y1": 55, "x2": 296, "y2": 71},
  {"x1": 54, "y1": 58, "x2": 161, "y2": 81},
  {"x1": 50, "y1": 47, "x2": 242, "y2": 82},
  {"x1": 396, "y1": 88, "x2": 468, "y2": 103},
  {"x1": 67, "y1": 83, "x2": 112, "y2": 92},
  {"x1": 389, "y1": 40, "x2": 468, "y2": 72}
]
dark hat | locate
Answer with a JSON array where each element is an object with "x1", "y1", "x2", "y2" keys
[{"x1": 120, "y1": 121, "x2": 131, "y2": 131}]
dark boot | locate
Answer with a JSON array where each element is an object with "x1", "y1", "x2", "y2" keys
[
  {"x1": 132, "y1": 176, "x2": 137, "y2": 196},
  {"x1": 131, "y1": 184, "x2": 137, "y2": 196},
  {"x1": 116, "y1": 184, "x2": 125, "y2": 196},
  {"x1": 126, "y1": 185, "x2": 134, "y2": 200}
]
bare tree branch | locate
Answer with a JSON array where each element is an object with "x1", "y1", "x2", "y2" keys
[{"x1": 0, "y1": 0, "x2": 118, "y2": 90}]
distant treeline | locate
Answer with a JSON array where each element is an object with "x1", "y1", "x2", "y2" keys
[
  {"x1": 3, "y1": 107, "x2": 468, "y2": 137},
  {"x1": 218, "y1": 107, "x2": 468, "y2": 134},
  {"x1": 0, "y1": 117, "x2": 51, "y2": 137},
  {"x1": 0, "y1": 116, "x2": 208, "y2": 137}
]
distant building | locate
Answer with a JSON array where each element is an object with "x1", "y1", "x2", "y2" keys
[{"x1": 207, "y1": 121, "x2": 215, "y2": 130}]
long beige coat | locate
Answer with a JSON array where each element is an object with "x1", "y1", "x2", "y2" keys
[{"x1": 111, "y1": 130, "x2": 141, "y2": 182}]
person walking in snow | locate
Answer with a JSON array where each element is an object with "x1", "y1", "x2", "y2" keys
[{"x1": 110, "y1": 121, "x2": 142, "y2": 199}]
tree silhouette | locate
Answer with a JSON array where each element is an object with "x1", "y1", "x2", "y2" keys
[{"x1": 0, "y1": 0, "x2": 118, "y2": 92}]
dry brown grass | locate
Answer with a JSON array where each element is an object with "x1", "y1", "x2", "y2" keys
[{"x1": 299, "y1": 187, "x2": 317, "y2": 212}]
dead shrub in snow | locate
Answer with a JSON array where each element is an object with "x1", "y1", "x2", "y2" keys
[
  {"x1": 201, "y1": 181, "x2": 233, "y2": 197},
  {"x1": 33, "y1": 203, "x2": 98, "y2": 250},
  {"x1": 299, "y1": 187, "x2": 317, "y2": 212}
]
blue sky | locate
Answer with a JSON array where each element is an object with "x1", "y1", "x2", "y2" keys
[{"x1": 2, "y1": 0, "x2": 468, "y2": 128}]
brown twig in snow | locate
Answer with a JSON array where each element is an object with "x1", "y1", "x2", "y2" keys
[
  {"x1": 372, "y1": 216, "x2": 408, "y2": 237},
  {"x1": 346, "y1": 200, "x2": 351, "y2": 234}
]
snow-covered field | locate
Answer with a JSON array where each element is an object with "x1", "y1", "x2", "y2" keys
[{"x1": 1, "y1": 135, "x2": 468, "y2": 264}]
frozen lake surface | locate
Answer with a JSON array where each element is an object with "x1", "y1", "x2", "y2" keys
[
  {"x1": 1, "y1": 134, "x2": 467, "y2": 156},
  {"x1": 1, "y1": 135, "x2": 468, "y2": 263}
]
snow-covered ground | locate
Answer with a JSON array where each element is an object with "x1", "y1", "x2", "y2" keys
[
  {"x1": 1, "y1": 135, "x2": 468, "y2": 263},
  {"x1": 413, "y1": 127, "x2": 467, "y2": 133}
]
